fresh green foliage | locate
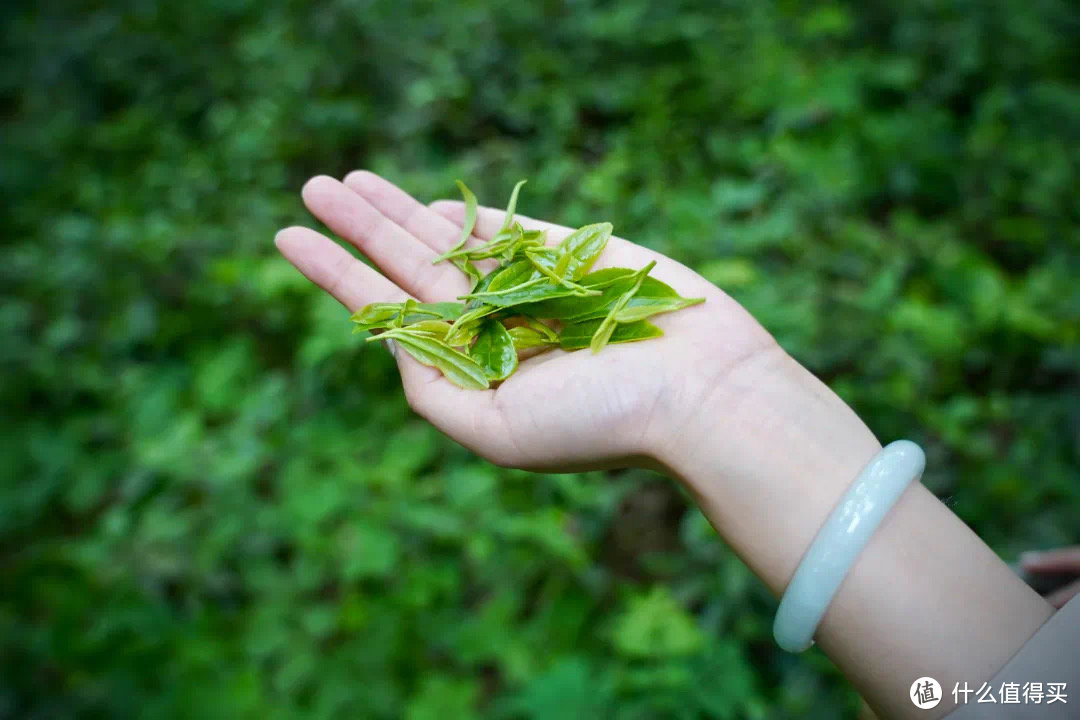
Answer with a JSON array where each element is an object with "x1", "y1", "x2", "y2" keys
[
  {"x1": 434, "y1": 180, "x2": 529, "y2": 264},
  {"x1": 4, "y1": 1, "x2": 1078, "y2": 719},
  {"x1": 377, "y1": 328, "x2": 490, "y2": 390},
  {"x1": 359, "y1": 181, "x2": 703, "y2": 386},
  {"x1": 434, "y1": 179, "x2": 478, "y2": 262},
  {"x1": 555, "y1": 223, "x2": 614, "y2": 280},
  {"x1": 589, "y1": 261, "x2": 656, "y2": 353},
  {"x1": 471, "y1": 320, "x2": 519, "y2": 381},
  {"x1": 558, "y1": 320, "x2": 665, "y2": 351},
  {"x1": 508, "y1": 321, "x2": 560, "y2": 351},
  {"x1": 437, "y1": 180, "x2": 483, "y2": 284},
  {"x1": 352, "y1": 300, "x2": 464, "y2": 332}
]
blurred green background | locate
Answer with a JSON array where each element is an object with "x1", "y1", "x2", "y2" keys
[{"x1": 2, "y1": 1, "x2": 1078, "y2": 718}]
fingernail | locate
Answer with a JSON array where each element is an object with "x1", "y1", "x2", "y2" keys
[
  {"x1": 385, "y1": 339, "x2": 397, "y2": 358},
  {"x1": 1019, "y1": 551, "x2": 1042, "y2": 565}
]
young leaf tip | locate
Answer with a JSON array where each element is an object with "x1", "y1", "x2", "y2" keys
[{"x1": 351, "y1": 180, "x2": 703, "y2": 387}]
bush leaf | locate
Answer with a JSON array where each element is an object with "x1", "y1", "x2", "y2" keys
[
  {"x1": 558, "y1": 319, "x2": 663, "y2": 350},
  {"x1": 470, "y1": 319, "x2": 518, "y2": 381},
  {"x1": 376, "y1": 329, "x2": 490, "y2": 390}
]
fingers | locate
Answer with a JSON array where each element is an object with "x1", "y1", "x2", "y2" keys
[
  {"x1": 1046, "y1": 579, "x2": 1080, "y2": 609},
  {"x1": 341, "y1": 172, "x2": 501, "y2": 274},
  {"x1": 428, "y1": 198, "x2": 660, "y2": 267},
  {"x1": 343, "y1": 170, "x2": 467, "y2": 254},
  {"x1": 301, "y1": 175, "x2": 469, "y2": 301},
  {"x1": 279, "y1": 180, "x2": 519, "y2": 462},
  {"x1": 429, "y1": 200, "x2": 573, "y2": 244},
  {"x1": 1021, "y1": 547, "x2": 1080, "y2": 573},
  {"x1": 428, "y1": 199, "x2": 701, "y2": 292},
  {"x1": 274, "y1": 226, "x2": 406, "y2": 311},
  {"x1": 276, "y1": 225, "x2": 505, "y2": 450}
]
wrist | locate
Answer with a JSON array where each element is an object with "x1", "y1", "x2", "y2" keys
[
  {"x1": 648, "y1": 342, "x2": 1055, "y2": 717},
  {"x1": 648, "y1": 343, "x2": 882, "y2": 594}
]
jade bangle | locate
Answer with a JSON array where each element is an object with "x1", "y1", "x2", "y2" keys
[{"x1": 773, "y1": 439, "x2": 926, "y2": 653}]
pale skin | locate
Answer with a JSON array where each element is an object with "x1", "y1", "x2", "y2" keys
[{"x1": 276, "y1": 172, "x2": 1056, "y2": 720}]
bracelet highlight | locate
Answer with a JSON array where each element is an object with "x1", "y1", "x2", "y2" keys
[{"x1": 773, "y1": 439, "x2": 926, "y2": 653}]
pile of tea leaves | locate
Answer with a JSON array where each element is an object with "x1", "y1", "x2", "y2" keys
[{"x1": 350, "y1": 180, "x2": 705, "y2": 389}]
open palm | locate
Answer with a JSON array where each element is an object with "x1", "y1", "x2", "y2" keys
[{"x1": 276, "y1": 172, "x2": 776, "y2": 471}]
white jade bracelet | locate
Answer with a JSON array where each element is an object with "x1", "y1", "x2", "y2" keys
[{"x1": 773, "y1": 439, "x2": 926, "y2": 653}]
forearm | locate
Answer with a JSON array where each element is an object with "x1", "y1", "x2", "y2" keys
[{"x1": 652, "y1": 345, "x2": 1055, "y2": 719}]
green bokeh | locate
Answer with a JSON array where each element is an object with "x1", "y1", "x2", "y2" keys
[{"x1": 2, "y1": 1, "x2": 1078, "y2": 718}]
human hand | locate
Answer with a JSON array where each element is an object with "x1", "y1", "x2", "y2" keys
[
  {"x1": 274, "y1": 174, "x2": 1062, "y2": 720},
  {"x1": 1020, "y1": 547, "x2": 1080, "y2": 608},
  {"x1": 275, "y1": 172, "x2": 778, "y2": 472}
]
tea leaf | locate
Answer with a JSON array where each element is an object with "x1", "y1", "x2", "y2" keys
[
  {"x1": 470, "y1": 320, "x2": 518, "y2": 381},
  {"x1": 558, "y1": 319, "x2": 663, "y2": 350},
  {"x1": 504, "y1": 223, "x2": 544, "y2": 263},
  {"x1": 445, "y1": 304, "x2": 498, "y2": 347},
  {"x1": 465, "y1": 261, "x2": 618, "y2": 309},
  {"x1": 519, "y1": 270, "x2": 702, "y2": 323},
  {"x1": 464, "y1": 279, "x2": 601, "y2": 308},
  {"x1": 440, "y1": 181, "x2": 531, "y2": 263},
  {"x1": 446, "y1": 323, "x2": 481, "y2": 348},
  {"x1": 466, "y1": 267, "x2": 501, "y2": 299},
  {"x1": 452, "y1": 304, "x2": 499, "y2": 327},
  {"x1": 553, "y1": 249, "x2": 573, "y2": 278},
  {"x1": 524, "y1": 247, "x2": 560, "y2": 274},
  {"x1": 507, "y1": 324, "x2": 559, "y2": 350},
  {"x1": 515, "y1": 272, "x2": 637, "y2": 321},
  {"x1": 352, "y1": 300, "x2": 467, "y2": 332},
  {"x1": 557, "y1": 222, "x2": 613, "y2": 280},
  {"x1": 615, "y1": 279, "x2": 702, "y2": 321},
  {"x1": 367, "y1": 321, "x2": 447, "y2": 343},
  {"x1": 402, "y1": 301, "x2": 466, "y2": 322},
  {"x1": 613, "y1": 296, "x2": 704, "y2": 323},
  {"x1": 452, "y1": 230, "x2": 518, "y2": 262},
  {"x1": 453, "y1": 257, "x2": 484, "y2": 288},
  {"x1": 524, "y1": 248, "x2": 600, "y2": 295},
  {"x1": 431, "y1": 180, "x2": 478, "y2": 264},
  {"x1": 498, "y1": 180, "x2": 527, "y2": 235},
  {"x1": 577, "y1": 268, "x2": 639, "y2": 286},
  {"x1": 434, "y1": 213, "x2": 524, "y2": 267},
  {"x1": 377, "y1": 329, "x2": 490, "y2": 390},
  {"x1": 520, "y1": 315, "x2": 558, "y2": 341},
  {"x1": 351, "y1": 302, "x2": 405, "y2": 331},
  {"x1": 464, "y1": 276, "x2": 547, "y2": 300},
  {"x1": 482, "y1": 259, "x2": 540, "y2": 294},
  {"x1": 591, "y1": 261, "x2": 655, "y2": 353},
  {"x1": 353, "y1": 180, "x2": 704, "y2": 387}
]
